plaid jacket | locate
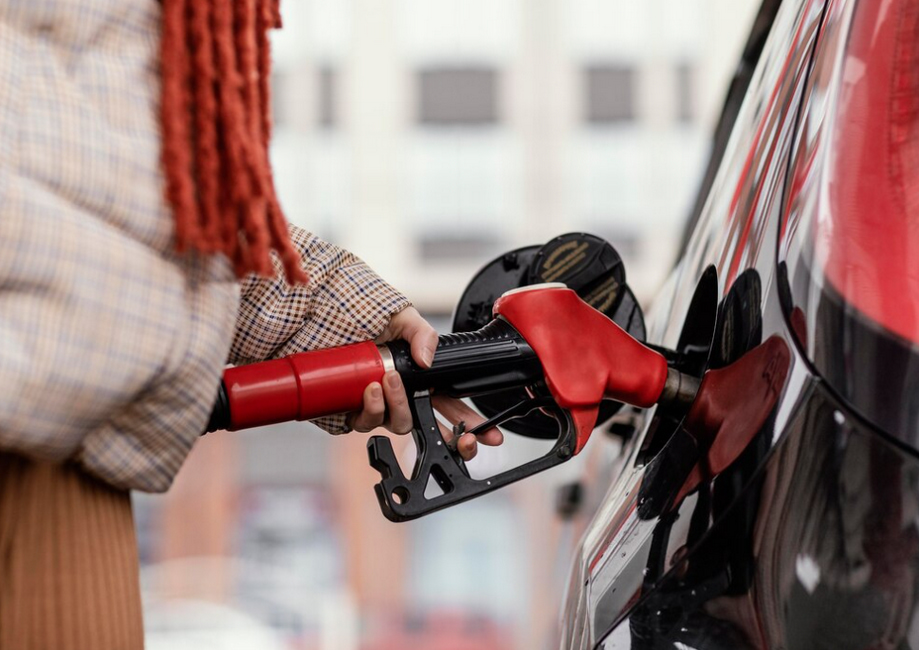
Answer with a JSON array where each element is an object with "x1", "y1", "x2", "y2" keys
[{"x1": 0, "y1": 1, "x2": 408, "y2": 492}]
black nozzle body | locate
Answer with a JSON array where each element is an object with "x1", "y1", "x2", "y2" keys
[{"x1": 387, "y1": 319, "x2": 544, "y2": 398}]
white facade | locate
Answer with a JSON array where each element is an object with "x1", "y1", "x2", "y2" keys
[{"x1": 269, "y1": 0, "x2": 760, "y2": 312}]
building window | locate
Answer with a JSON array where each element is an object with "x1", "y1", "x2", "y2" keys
[
  {"x1": 676, "y1": 62, "x2": 694, "y2": 123},
  {"x1": 418, "y1": 233, "x2": 502, "y2": 263},
  {"x1": 417, "y1": 68, "x2": 499, "y2": 126},
  {"x1": 585, "y1": 65, "x2": 636, "y2": 124},
  {"x1": 271, "y1": 66, "x2": 333, "y2": 132},
  {"x1": 317, "y1": 65, "x2": 337, "y2": 129}
]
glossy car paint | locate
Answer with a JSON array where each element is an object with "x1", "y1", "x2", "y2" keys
[
  {"x1": 780, "y1": 0, "x2": 919, "y2": 443},
  {"x1": 798, "y1": 0, "x2": 919, "y2": 345},
  {"x1": 557, "y1": 0, "x2": 919, "y2": 647}
]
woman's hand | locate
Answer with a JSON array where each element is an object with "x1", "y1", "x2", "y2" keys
[{"x1": 345, "y1": 307, "x2": 503, "y2": 461}]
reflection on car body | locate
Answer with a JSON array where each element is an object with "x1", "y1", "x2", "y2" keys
[{"x1": 557, "y1": 0, "x2": 919, "y2": 647}]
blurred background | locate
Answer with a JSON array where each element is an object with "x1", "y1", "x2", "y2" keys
[{"x1": 135, "y1": 0, "x2": 759, "y2": 647}]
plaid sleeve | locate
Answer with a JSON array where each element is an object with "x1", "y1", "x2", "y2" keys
[{"x1": 228, "y1": 226, "x2": 410, "y2": 433}]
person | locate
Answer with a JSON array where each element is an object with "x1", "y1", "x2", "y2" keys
[{"x1": 0, "y1": 1, "x2": 502, "y2": 648}]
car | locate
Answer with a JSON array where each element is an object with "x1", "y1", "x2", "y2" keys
[{"x1": 554, "y1": 0, "x2": 919, "y2": 647}]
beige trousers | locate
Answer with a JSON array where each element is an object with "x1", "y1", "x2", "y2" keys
[{"x1": 0, "y1": 453, "x2": 143, "y2": 649}]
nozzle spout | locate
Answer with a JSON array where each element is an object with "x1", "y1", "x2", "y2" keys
[{"x1": 658, "y1": 368, "x2": 701, "y2": 412}]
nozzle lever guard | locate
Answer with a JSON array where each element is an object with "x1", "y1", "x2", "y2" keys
[{"x1": 368, "y1": 393, "x2": 573, "y2": 522}]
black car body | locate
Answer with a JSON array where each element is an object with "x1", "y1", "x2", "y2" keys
[{"x1": 557, "y1": 0, "x2": 919, "y2": 647}]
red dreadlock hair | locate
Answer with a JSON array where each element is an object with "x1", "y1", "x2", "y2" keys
[{"x1": 160, "y1": 0, "x2": 307, "y2": 284}]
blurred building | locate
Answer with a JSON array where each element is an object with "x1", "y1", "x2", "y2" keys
[
  {"x1": 136, "y1": 1, "x2": 759, "y2": 648},
  {"x1": 268, "y1": 0, "x2": 759, "y2": 310}
]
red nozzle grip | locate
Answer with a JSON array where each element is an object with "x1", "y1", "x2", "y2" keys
[
  {"x1": 494, "y1": 286, "x2": 668, "y2": 453},
  {"x1": 222, "y1": 341, "x2": 386, "y2": 430}
]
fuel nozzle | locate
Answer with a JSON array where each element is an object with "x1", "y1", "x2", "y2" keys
[{"x1": 206, "y1": 283, "x2": 705, "y2": 522}]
